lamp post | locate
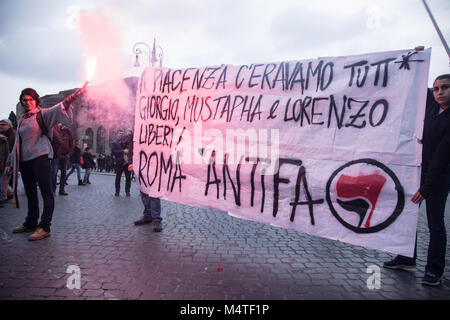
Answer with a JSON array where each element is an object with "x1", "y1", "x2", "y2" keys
[
  {"x1": 132, "y1": 38, "x2": 164, "y2": 67},
  {"x1": 422, "y1": 0, "x2": 450, "y2": 64}
]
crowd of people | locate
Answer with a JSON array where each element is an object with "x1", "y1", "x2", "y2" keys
[{"x1": 0, "y1": 70, "x2": 449, "y2": 287}]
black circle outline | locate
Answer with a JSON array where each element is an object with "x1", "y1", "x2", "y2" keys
[{"x1": 325, "y1": 158, "x2": 405, "y2": 234}]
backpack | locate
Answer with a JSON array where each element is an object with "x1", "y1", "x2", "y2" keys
[
  {"x1": 35, "y1": 110, "x2": 60, "y2": 159},
  {"x1": 54, "y1": 126, "x2": 73, "y2": 156}
]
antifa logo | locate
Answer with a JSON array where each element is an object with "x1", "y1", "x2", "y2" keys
[
  {"x1": 326, "y1": 159, "x2": 405, "y2": 233},
  {"x1": 336, "y1": 173, "x2": 387, "y2": 228}
]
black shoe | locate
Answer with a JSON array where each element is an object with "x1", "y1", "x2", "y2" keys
[
  {"x1": 152, "y1": 220, "x2": 163, "y2": 232},
  {"x1": 87, "y1": 180, "x2": 91, "y2": 184},
  {"x1": 59, "y1": 190, "x2": 68, "y2": 196},
  {"x1": 134, "y1": 216, "x2": 152, "y2": 226},
  {"x1": 115, "y1": 192, "x2": 119, "y2": 197},
  {"x1": 126, "y1": 193, "x2": 130, "y2": 197},
  {"x1": 383, "y1": 258, "x2": 416, "y2": 270},
  {"x1": 78, "y1": 180, "x2": 85, "y2": 186},
  {"x1": 421, "y1": 273, "x2": 442, "y2": 286},
  {"x1": 13, "y1": 225, "x2": 35, "y2": 233}
]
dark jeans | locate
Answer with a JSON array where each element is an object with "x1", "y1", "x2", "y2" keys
[
  {"x1": 140, "y1": 191, "x2": 162, "y2": 221},
  {"x1": 50, "y1": 155, "x2": 69, "y2": 193},
  {"x1": 395, "y1": 174, "x2": 450, "y2": 277},
  {"x1": 66, "y1": 163, "x2": 82, "y2": 181},
  {"x1": 115, "y1": 164, "x2": 131, "y2": 194},
  {"x1": 20, "y1": 155, "x2": 54, "y2": 233}
]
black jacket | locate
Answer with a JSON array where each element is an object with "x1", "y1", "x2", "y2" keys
[
  {"x1": 70, "y1": 146, "x2": 82, "y2": 164},
  {"x1": 82, "y1": 151, "x2": 96, "y2": 169},
  {"x1": 111, "y1": 136, "x2": 131, "y2": 167},
  {"x1": 419, "y1": 89, "x2": 450, "y2": 198}
]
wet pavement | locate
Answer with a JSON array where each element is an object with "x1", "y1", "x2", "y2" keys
[{"x1": 0, "y1": 172, "x2": 449, "y2": 300}]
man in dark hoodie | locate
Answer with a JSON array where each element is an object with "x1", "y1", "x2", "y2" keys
[{"x1": 111, "y1": 129, "x2": 131, "y2": 196}]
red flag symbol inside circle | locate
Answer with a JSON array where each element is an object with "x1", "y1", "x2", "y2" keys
[
  {"x1": 336, "y1": 173, "x2": 387, "y2": 228},
  {"x1": 325, "y1": 158, "x2": 405, "y2": 234}
]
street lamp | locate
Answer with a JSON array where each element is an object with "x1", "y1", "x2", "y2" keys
[{"x1": 132, "y1": 38, "x2": 164, "y2": 68}]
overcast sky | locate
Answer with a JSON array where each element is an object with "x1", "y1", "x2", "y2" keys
[{"x1": 0, "y1": 0, "x2": 449, "y2": 120}]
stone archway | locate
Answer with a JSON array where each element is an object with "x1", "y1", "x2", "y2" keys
[
  {"x1": 84, "y1": 128, "x2": 94, "y2": 150},
  {"x1": 96, "y1": 126, "x2": 106, "y2": 154}
]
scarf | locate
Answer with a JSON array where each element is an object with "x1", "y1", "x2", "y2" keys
[{"x1": 12, "y1": 108, "x2": 41, "y2": 208}]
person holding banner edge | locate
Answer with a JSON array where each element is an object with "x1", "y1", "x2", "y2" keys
[
  {"x1": 384, "y1": 74, "x2": 450, "y2": 286},
  {"x1": 125, "y1": 128, "x2": 163, "y2": 232}
]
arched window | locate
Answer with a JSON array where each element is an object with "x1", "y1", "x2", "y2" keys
[
  {"x1": 84, "y1": 128, "x2": 94, "y2": 149},
  {"x1": 96, "y1": 126, "x2": 106, "y2": 153}
]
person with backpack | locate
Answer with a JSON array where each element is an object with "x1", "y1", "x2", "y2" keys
[
  {"x1": 50, "y1": 123, "x2": 73, "y2": 196},
  {"x1": 7, "y1": 86, "x2": 85, "y2": 241},
  {"x1": 82, "y1": 147, "x2": 96, "y2": 184}
]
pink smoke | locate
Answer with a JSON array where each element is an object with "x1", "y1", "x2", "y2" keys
[{"x1": 74, "y1": 8, "x2": 134, "y2": 130}]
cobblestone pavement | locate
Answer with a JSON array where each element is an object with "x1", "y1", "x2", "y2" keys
[{"x1": 0, "y1": 172, "x2": 449, "y2": 300}]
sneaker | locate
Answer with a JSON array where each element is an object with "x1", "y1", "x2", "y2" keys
[
  {"x1": 134, "y1": 216, "x2": 152, "y2": 226},
  {"x1": 59, "y1": 191, "x2": 68, "y2": 196},
  {"x1": 421, "y1": 273, "x2": 442, "y2": 286},
  {"x1": 152, "y1": 220, "x2": 163, "y2": 232},
  {"x1": 28, "y1": 228, "x2": 51, "y2": 241},
  {"x1": 13, "y1": 225, "x2": 34, "y2": 233},
  {"x1": 383, "y1": 258, "x2": 416, "y2": 270}
]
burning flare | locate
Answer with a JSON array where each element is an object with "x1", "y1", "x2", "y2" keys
[
  {"x1": 86, "y1": 56, "x2": 97, "y2": 82},
  {"x1": 79, "y1": 56, "x2": 96, "y2": 91}
]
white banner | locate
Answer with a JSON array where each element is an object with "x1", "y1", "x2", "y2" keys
[{"x1": 133, "y1": 48, "x2": 431, "y2": 257}]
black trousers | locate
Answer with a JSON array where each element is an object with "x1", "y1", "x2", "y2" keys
[
  {"x1": 20, "y1": 155, "x2": 54, "y2": 232},
  {"x1": 395, "y1": 174, "x2": 450, "y2": 277},
  {"x1": 424, "y1": 174, "x2": 450, "y2": 277},
  {"x1": 115, "y1": 164, "x2": 131, "y2": 194}
]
